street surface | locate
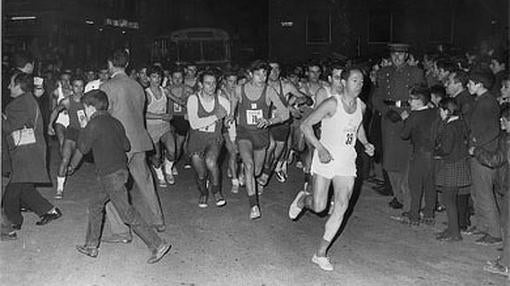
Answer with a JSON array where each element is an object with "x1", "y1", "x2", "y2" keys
[{"x1": 0, "y1": 142, "x2": 507, "y2": 286}]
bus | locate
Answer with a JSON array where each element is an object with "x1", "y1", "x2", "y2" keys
[{"x1": 151, "y1": 27, "x2": 231, "y2": 65}]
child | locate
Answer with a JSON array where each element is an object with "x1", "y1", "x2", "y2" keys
[
  {"x1": 434, "y1": 98, "x2": 471, "y2": 241},
  {"x1": 430, "y1": 84, "x2": 446, "y2": 107},
  {"x1": 72, "y1": 89, "x2": 171, "y2": 264},
  {"x1": 48, "y1": 76, "x2": 87, "y2": 199},
  {"x1": 400, "y1": 85, "x2": 440, "y2": 226},
  {"x1": 497, "y1": 72, "x2": 510, "y2": 105}
]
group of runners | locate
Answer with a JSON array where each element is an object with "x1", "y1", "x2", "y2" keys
[{"x1": 46, "y1": 57, "x2": 371, "y2": 271}]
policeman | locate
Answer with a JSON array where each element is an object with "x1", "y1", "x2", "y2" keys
[{"x1": 372, "y1": 43, "x2": 425, "y2": 211}]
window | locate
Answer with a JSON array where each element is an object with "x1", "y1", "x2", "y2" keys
[{"x1": 306, "y1": 10, "x2": 331, "y2": 44}]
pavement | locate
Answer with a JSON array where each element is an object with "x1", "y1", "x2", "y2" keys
[{"x1": 0, "y1": 142, "x2": 508, "y2": 286}]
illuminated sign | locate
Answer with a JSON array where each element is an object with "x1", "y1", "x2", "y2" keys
[{"x1": 105, "y1": 18, "x2": 139, "y2": 29}]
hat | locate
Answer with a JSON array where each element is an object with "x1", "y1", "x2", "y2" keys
[{"x1": 388, "y1": 43, "x2": 410, "y2": 53}]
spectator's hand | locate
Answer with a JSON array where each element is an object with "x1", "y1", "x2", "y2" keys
[
  {"x1": 317, "y1": 146, "x2": 333, "y2": 164},
  {"x1": 364, "y1": 143, "x2": 375, "y2": 157},
  {"x1": 400, "y1": 110, "x2": 410, "y2": 120},
  {"x1": 468, "y1": 146, "x2": 475, "y2": 156}
]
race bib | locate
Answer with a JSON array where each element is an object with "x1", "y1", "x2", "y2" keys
[
  {"x1": 246, "y1": 109, "x2": 263, "y2": 125},
  {"x1": 173, "y1": 103, "x2": 182, "y2": 113},
  {"x1": 271, "y1": 108, "x2": 277, "y2": 119},
  {"x1": 77, "y1": 110, "x2": 88, "y2": 128},
  {"x1": 199, "y1": 123, "x2": 216, "y2": 133},
  {"x1": 345, "y1": 131, "x2": 355, "y2": 146}
]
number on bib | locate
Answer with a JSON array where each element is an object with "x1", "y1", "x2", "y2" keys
[
  {"x1": 345, "y1": 132, "x2": 354, "y2": 146},
  {"x1": 173, "y1": 103, "x2": 182, "y2": 113},
  {"x1": 198, "y1": 123, "x2": 216, "y2": 133},
  {"x1": 246, "y1": 109, "x2": 263, "y2": 125}
]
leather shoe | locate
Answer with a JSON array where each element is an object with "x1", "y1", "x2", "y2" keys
[
  {"x1": 147, "y1": 240, "x2": 171, "y2": 264},
  {"x1": 76, "y1": 245, "x2": 99, "y2": 258},
  {"x1": 11, "y1": 224, "x2": 21, "y2": 230},
  {"x1": 388, "y1": 198, "x2": 403, "y2": 209},
  {"x1": 36, "y1": 208, "x2": 62, "y2": 226}
]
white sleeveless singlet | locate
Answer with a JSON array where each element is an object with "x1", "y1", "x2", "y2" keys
[
  {"x1": 145, "y1": 86, "x2": 168, "y2": 125},
  {"x1": 311, "y1": 94, "x2": 363, "y2": 178}
]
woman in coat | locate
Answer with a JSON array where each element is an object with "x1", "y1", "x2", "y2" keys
[{"x1": 2, "y1": 72, "x2": 61, "y2": 236}]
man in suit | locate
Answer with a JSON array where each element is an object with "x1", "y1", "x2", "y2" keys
[
  {"x1": 372, "y1": 43, "x2": 425, "y2": 212},
  {"x1": 100, "y1": 49, "x2": 165, "y2": 242}
]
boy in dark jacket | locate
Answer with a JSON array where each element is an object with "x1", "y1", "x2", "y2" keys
[
  {"x1": 71, "y1": 89, "x2": 171, "y2": 264},
  {"x1": 400, "y1": 85, "x2": 440, "y2": 225}
]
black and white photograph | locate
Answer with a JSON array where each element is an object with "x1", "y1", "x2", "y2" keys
[{"x1": 1, "y1": 0, "x2": 509, "y2": 285}]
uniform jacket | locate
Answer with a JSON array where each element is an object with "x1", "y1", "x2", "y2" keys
[
  {"x1": 100, "y1": 71, "x2": 153, "y2": 153},
  {"x1": 372, "y1": 64, "x2": 425, "y2": 171},
  {"x1": 3, "y1": 92, "x2": 49, "y2": 183}
]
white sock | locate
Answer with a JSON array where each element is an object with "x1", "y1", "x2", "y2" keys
[
  {"x1": 154, "y1": 166, "x2": 165, "y2": 181},
  {"x1": 57, "y1": 176, "x2": 66, "y2": 191},
  {"x1": 231, "y1": 178, "x2": 239, "y2": 186},
  {"x1": 275, "y1": 160, "x2": 283, "y2": 172},
  {"x1": 164, "y1": 159, "x2": 174, "y2": 175}
]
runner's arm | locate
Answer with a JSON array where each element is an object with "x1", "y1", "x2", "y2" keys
[
  {"x1": 186, "y1": 95, "x2": 219, "y2": 130},
  {"x1": 300, "y1": 97, "x2": 336, "y2": 151},
  {"x1": 356, "y1": 101, "x2": 370, "y2": 146},
  {"x1": 267, "y1": 87, "x2": 289, "y2": 125}
]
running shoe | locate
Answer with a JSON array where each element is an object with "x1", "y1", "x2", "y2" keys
[
  {"x1": 158, "y1": 178, "x2": 167, "y2": 188},
  {"x1": 198, "y1": 195, "x2": 208, "y2": 208},
  {"x1": 275, "y1": 170, "x2": 287, "y2": 183},
  {"x1": 184, "y1": 163, "x2": 192, "y2": 169},
  {"x1": 250, "y1": 205, "x2": 261, "y2": 220},
  {"x1": 172, "y1": 167, "x2": 179, "y2": 176},
  {"x1": 257, "y1": 183, "x2": 264, "y2": 196},
  {"x1": 231, "y1": 182, "x2": 239, "y2": 194},
  {"x1": 214, "y1": 192, "x2": 226, "y2": 207},
  {"x1": 312, "y1": 254, "x2": 334, "y2": 271},
  {"x1": 238, "y1": 173, "x2": 246, "y2": 187},
  {"x1": 55, "y1": 190, "x2": 63, "y2": 200},
  {"x1": 165, "y1": 173, "x2": 175, "y2": 185},
  {"x1": 289, "y1": 190, "x2": 308, "y2": 219}
]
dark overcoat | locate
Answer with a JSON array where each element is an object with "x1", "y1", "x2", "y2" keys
[
  {"x1": 372, "y1": 64, "x2": 425, "y2": 171},
  {"x1": 3, "y1": 92, "x2": 49, "y2": 183}
]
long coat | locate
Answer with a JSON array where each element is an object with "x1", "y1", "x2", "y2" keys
[
  {"x1": 3, "y1": 92, "x2": 49, "y2": 183},
  {"x1": 372, "y1": 64, "x2": 425, "y2": 172},
  {"x1": 100, "y1": 71, "x2": 153, "y2": 154}
]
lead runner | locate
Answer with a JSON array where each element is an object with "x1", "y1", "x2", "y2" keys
[{"x1": 288, "y1": 67, "x2": 374, "y2": 271}]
